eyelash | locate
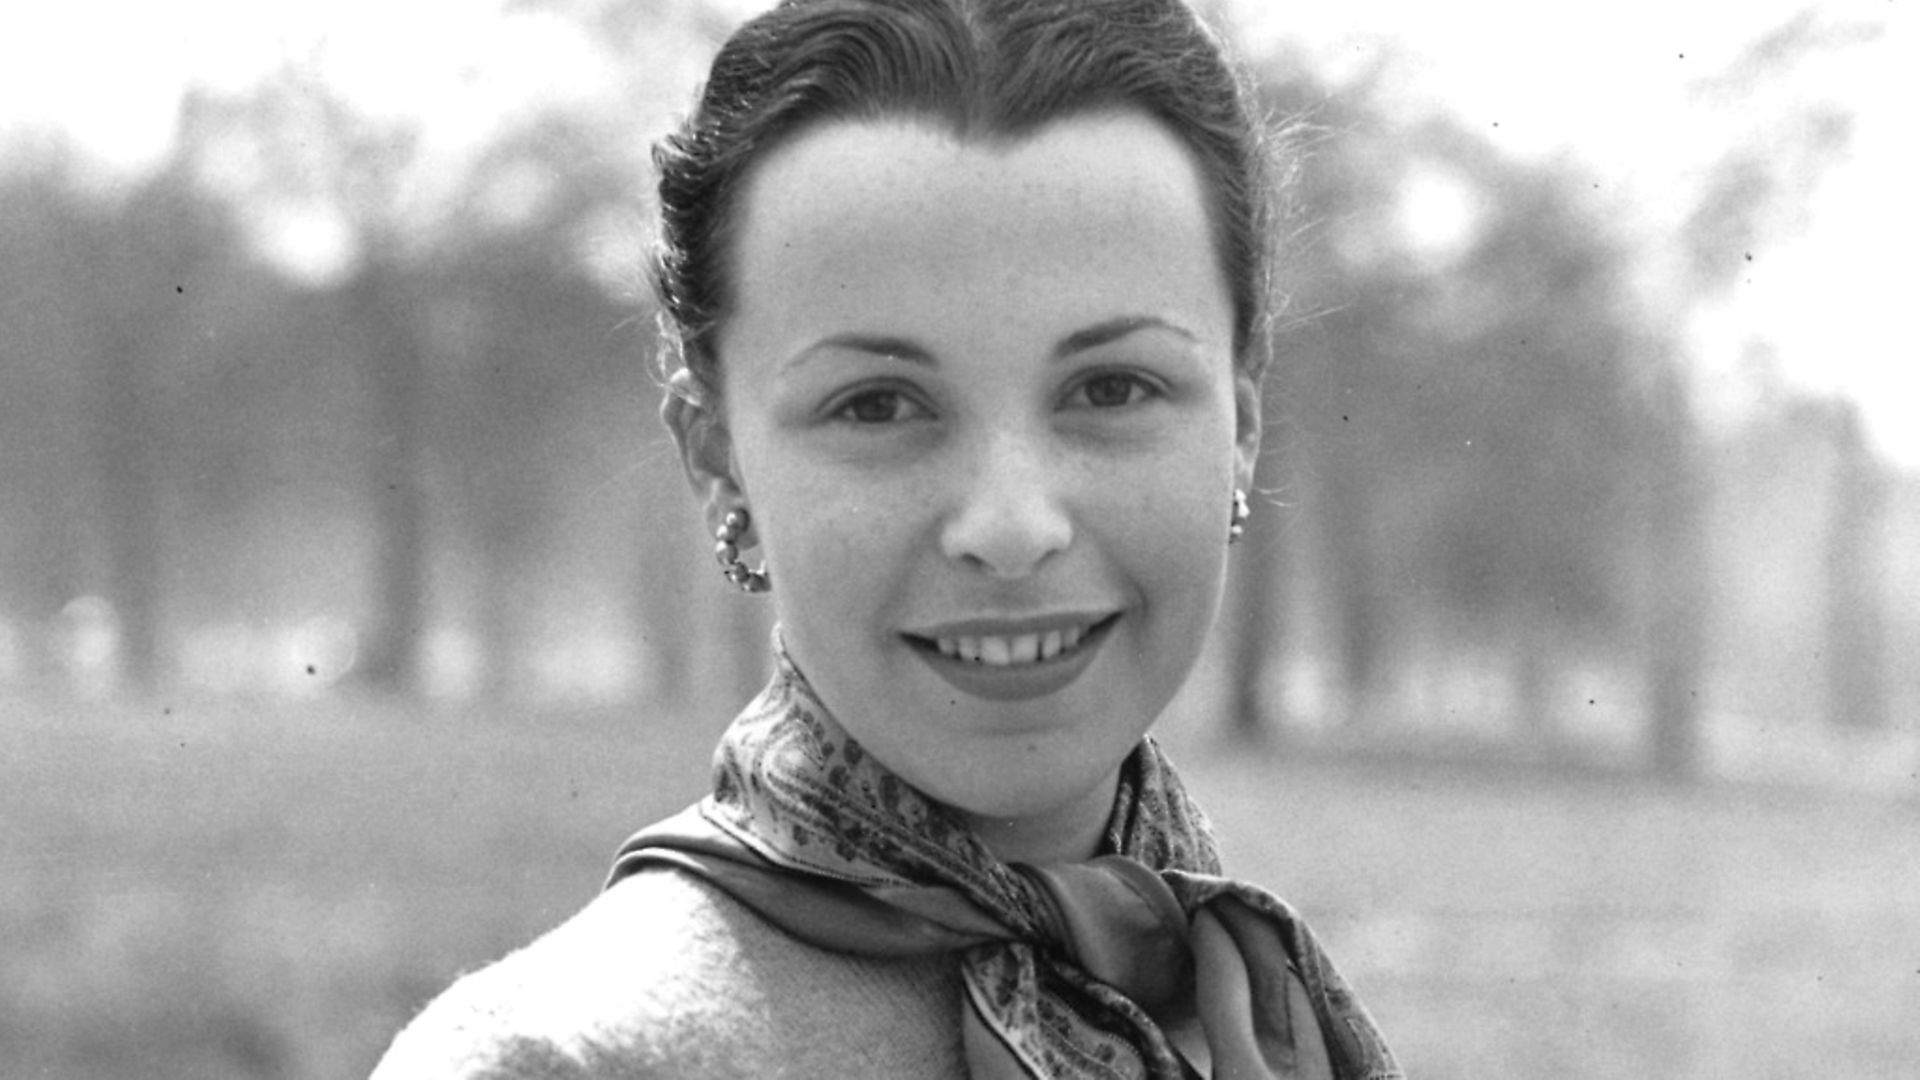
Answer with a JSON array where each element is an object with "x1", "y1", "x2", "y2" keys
[
  {"x1": 1064, "y1": 371, "x2": 1162, "y2": 410},
  {"x1": 825, "y1": 370, "x2": 1164, "y2": 425},
  {"x1": 828, "y1": 386, "x2": 931, "y2": 425}
]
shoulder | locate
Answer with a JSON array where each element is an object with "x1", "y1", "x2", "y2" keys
[
  {"x1": 370, "y1": 868, "x2": 967, "y2": 1080},
  {"x1": 369, "y1": 869, "x2": 754, "y2": 1079}
]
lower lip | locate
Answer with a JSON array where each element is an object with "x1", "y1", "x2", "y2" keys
[{"x1": 906, "y1": 617, "x2": 1116, "y2": 703}]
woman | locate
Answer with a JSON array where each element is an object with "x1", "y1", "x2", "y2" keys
[{"x1": 373, "y1": 0, "x2": 1399, "y2": 1076}]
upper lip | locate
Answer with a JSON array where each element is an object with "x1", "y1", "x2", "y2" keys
[{"x1": 901, "y1": 611, "x2": 1118, "y2": 641}]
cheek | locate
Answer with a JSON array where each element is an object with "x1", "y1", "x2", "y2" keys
[
  {"x1": 1144, "y1": 494, "x2": 1231, "y2": 616},
  {"x1": 1111, "y1": 426, "x2": 1235, "y2": 547},
  {"x1": 1108, "y1": 434, "x2": 1237, "y2": 618},
  {"x1": 758, "y1": 474, "x2": 908, "y2": 622}
]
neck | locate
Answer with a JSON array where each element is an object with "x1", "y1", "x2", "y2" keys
[{"x1": 959, "y1": 768, "x2": 1120, "y2": 865}]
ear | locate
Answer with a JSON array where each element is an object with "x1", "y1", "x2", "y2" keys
[
  {"x1": 662, "y1": 370, "x2": 745, "y2": 536},
  {"x1": 1231, "y1": 367, "x2": 1263, "y2": 494}
]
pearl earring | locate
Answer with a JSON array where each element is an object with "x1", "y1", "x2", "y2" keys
[
  {"x1": 714, "y1": 507, "x2": 771, "y2": 594},
  {"x1": 1229, "y1": 489, "x2": 1251, "y2": 544}
]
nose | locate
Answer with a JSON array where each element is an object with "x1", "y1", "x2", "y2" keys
[{"x1": 938, "y1": 429, "x2": 1073, "y2": 579}]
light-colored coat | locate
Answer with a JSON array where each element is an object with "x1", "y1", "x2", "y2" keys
[{"x1": 371, "y1": 868, "x2": 969, "y2": 1079}]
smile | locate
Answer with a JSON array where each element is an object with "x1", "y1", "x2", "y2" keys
[
  {"x1": 903, "y1": 613, "x2": 1120, "y2": 702},
  {"x1": 931, "y1": 622, "x2": 1091, "y2": 667}
]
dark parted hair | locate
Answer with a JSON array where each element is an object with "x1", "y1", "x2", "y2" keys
[{"x1": 652, "y1": 0, "x2": 1280, "y2": 402}]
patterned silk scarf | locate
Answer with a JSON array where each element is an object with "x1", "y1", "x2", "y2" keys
[{"x1": 609, "y1": 644, "x2": 1401, "y2": 1080}]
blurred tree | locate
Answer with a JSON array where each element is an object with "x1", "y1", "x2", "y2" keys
[
  {"x1": 538, "y1": 0, "x2": 778, "y2": 713},
  {"x1": 0, "y1": 0, "x2": 919, "y2": 708},
  {"x1": 1673, "y1": 9, "x2": 1883, "y2": 749},
  {"x1": 1230, "y1": 10, "x2": 1897, "y2": 781},
  {"x1": 1232, "y1": 53, "x2": 1692, "y2": 758},
  {"x1": 166, "y1": 79, "x2": 439, "y2": 691},
  {"x1": 1397, "y1": 132, "x2": 1663, "y2": 743},
  {"x1": 1235, "y1": 61, "x2": 1411, "y2": 734},
  {"x1": 425, "y1": 112, "x2": 639, "y2": 697},
  {"x1": 0, "y1": 129, "x2": 263, "y2": 694},
  {"x1": 154, "y1": 0, "x2": 743, "y2": 701}
]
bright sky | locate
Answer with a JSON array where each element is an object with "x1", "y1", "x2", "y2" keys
[{"x1": 4, "y1": 0, "x2": 1913, "y2": 463}]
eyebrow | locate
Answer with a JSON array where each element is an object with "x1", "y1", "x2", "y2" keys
[
  {"x1": 1054, "y1": 315, "x2": 1197, "y2": 358},
  {"x1": 788, "y1": 315, "x2": 1196, "y2": 370},
  {"x1": 791, "y1": 334, "x2": 936, "y2": 368}
]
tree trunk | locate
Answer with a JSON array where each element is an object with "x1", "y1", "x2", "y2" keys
[
  {"x1": 84, "y1": 183, "x2": 197, "y2": 695},
  {"x1": 469, "y1": 341, "x2": 543, "y2": 703},
  {"x1": 89, "y1": 326, "x2": 165, "y2": 692},
  {"x1": 1647, "y1": 436, "x2": 1707, "y2": 781},
  {"x1": 1323, "y1": 453, "x2": 1386, "y2": 727},
  {"x1": 1825, "y1": 407, "x2": 1888, "y2": 730},
  {"x1": 351, "y1": 258, "x2": 431, "y2": 694}
]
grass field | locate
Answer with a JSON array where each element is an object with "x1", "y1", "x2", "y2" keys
[{"x1": 6, "y1": 686, "x2": 1917, "y2": 1079}]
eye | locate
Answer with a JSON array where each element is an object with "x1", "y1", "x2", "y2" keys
[
  {"x1": 1066, "y1": 371, "x2": 1159, "y2": 410},
  {"x1": 830, "y1": 387, "x2": 930, "y2": 424}
]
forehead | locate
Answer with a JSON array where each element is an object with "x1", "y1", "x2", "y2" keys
[
  {"x1": 723, "y1": 110, "x2": 1231, "y2": 356},
  {"x1": 737, "y1": 108, "x2": 1214, "y2": 245}
]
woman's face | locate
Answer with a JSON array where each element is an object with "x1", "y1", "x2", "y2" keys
[{"x1": 681, "y1": 110, "x2": 1258, "y2": 860}]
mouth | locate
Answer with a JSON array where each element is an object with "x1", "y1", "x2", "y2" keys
[
  {"x1": 925, "y1": 618, "x2": 1104, "y2": 666},
  {"x1": 901, "y1": 613, "x2": 1120, "y2": 702},
  {"x1": 905, "y1": 612, "x2": 1118, "y2": 667}
]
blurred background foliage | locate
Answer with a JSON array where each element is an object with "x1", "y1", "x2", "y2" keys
[
  {"x1": 2, "y1": 2, "x2": 1915, "y2": 1079},
  {"x1": 3, "y1": 2, "x2": 1911, "y2": 762}
]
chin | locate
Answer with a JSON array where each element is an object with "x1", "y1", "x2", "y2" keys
[{"x1": 939, "y1": 736, "x2": 1128, "y2": 814}]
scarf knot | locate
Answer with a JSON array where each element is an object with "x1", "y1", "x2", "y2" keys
[{"x1": 1012, "y1": 859, "x2": 1195, "y2": 1019}]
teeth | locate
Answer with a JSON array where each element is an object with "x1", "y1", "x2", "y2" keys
[{"x1": 930, "y1": 624, "x2": 1096, "y2": 667}]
